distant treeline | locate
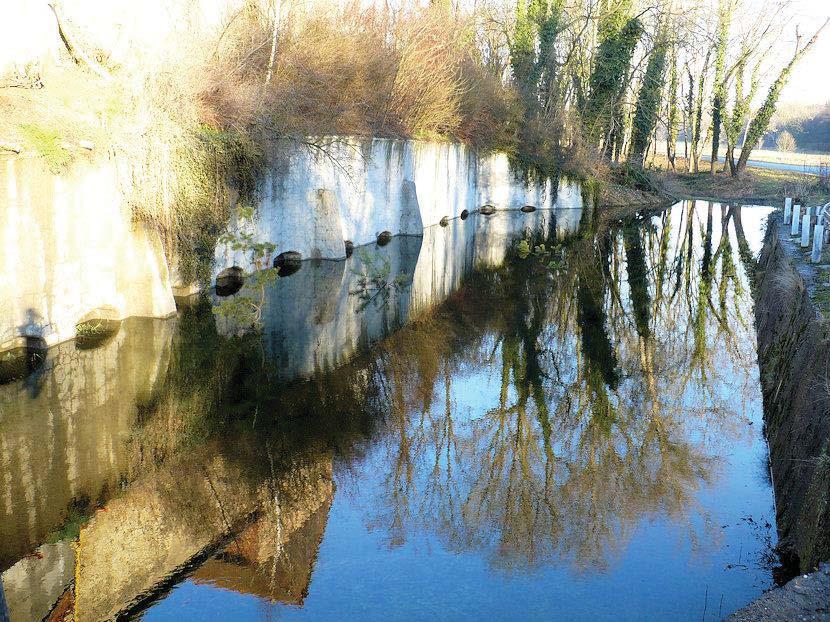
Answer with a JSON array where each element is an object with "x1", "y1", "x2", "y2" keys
[{"x1": 765, "y1": 103, "x2": 830, "y2": 153}]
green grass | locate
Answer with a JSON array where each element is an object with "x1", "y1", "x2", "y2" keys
[
  {"x1": 649, "y1": 154, "x2": 828, "y2": 204},
  {"x1": 75, "y1": 318, "x2": 121, "y2": 349},
  {"x1": 19, "y1": 124, "x2": 73, "y2": 173},
  {"x1": 811, "y1": 276, "x2": 830, "y2": 319},
  {"x1": 75, "y1": 320, "x2": 110, "y2": 337}
]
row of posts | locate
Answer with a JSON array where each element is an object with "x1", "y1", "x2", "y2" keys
[{"x1": 783, "y1": 197, "x2": 830, "y2": 263}]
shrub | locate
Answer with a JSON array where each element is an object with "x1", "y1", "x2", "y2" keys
[
  {"x1": 456, "y1": 58, "x2": 522, "y2": 152},
  {"x1": 777, "y1": 130, "x2": 797, "y2": 152},
  {"x1": 254, "y1": 3, "x2": 475, "y2": 139}
]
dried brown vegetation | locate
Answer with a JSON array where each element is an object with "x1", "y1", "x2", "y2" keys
[
  {"x1": 151, "y1": 2, "x2": 519, "y2": 145},
  {"x1": 0, "y1": 1, "x2": 540, "y2": 284}
]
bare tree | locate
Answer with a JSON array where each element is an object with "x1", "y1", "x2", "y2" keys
[{"x1": 736, "y1": 18, "x2": 829, "y2": 175}]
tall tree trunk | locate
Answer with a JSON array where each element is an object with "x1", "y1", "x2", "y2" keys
[
  {"x1": 709, "y1": 0, "x2": 733, "y2": 174},
  {"x1": 629, "y1": 32, "x2": 668, "y2": 167},
  {"x1": 687, "y1": 49, "x2": 711, "y2": 173},
  {"x1": 685, "y1": 69, "x2": 695, "y2": 172},
  {"x1": 724, "y1": 51, "x2": 760, "y2": 177},
  {"x1": 264, "y1": 0, "x2": 282, "y2": 86},
  {"x1": 666, "y1": 44, "x2": 680, "y2": 170},
  {"x1": 584, "y1": 7, "x2": 642, "y2": 154}
]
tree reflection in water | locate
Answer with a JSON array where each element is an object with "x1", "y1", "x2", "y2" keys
[
  {"x1": 364, "y1": 201, "x2": 760, "y2": 573},
  {"x1": 0, "y1": 202, "x2": 773, "y2": 620}
]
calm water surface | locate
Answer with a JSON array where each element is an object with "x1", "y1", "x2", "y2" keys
[{"x1": 0, "y1": 202, "x2": 777, "y2": 621}]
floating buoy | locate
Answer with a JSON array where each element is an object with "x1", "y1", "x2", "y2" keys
[
  {"x1": 75, "y1": 307, "x2": 122, "y2": 350},
  {"x1": 480, "y1": 205, "x2": 496, "y2": 215},
  {"x1": 215, "y1": 266, "x2": 244, "y2": 296},
  {"x1": 377, "y1": 231, "x2": 393, "y2": 246},
  {"x1": 274, "y1": 251, "x2": 302, "y2": 276}
]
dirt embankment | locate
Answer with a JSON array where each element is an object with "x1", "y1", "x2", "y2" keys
[
  {"x1": 730, "y1": 219, "x2": 830, "y2": 620},
  {"x1": 754, "y1": 222, "x2": 830, "y2": 572}
]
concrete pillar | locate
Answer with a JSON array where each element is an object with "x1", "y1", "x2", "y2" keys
[
  {"x1": 784, "y1": 197, "x2": 792, "y2": 224},
  {"x1": 791, "y1": 204, "x2": 802, "y2": 236},
  {"x1": 802, "y1": 213, "x2": 812, "y2": 247},
  {"x1": 806, "y1": 206, "x2": 814, "y2": 222},
  {"x1": 812, "y1": 223, "x2": 825, "y2": 263}
]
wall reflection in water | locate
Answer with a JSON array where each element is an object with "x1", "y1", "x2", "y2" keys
[{"x1": 0, "y1": 202, "x2": 777, "y2": 621}]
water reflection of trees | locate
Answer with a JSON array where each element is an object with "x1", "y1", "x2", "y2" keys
[
  {"x1": 114, "y1": 201, "x2": 761, "y2": 587},
  {"x1": 366, "y1": 201, "x2": 760, "y2": 572},
  {"x1": 5, "y1": 201, "x2": 766, "y2": 619}
]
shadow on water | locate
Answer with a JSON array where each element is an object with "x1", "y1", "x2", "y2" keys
[{"x1": 0, "y1": 204, "x2": 781, "y2": 620}]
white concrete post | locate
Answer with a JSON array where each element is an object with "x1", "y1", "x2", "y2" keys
[
  {"x1": 801, "y1": 212, "x2": 812, "y2": 247},
  {"x1": 812, "y1": 223, "x2": 824, "y2": 263},
  {"x1": 784, "y1": 197, "x2": 792, "y2": 224},
  {"x1": 806, "y1": 206, "x2": 814, "y2": 222},
  {"x1": 791, "y1": 204, "x2": 801, "y2": 236}
]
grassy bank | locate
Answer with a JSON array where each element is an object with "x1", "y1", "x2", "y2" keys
[
  {"x1": 654, "y1": 144, "x2": 829, "y2": 169},
  {"x1": 648, "y1": 155, "x2": 829, "y2": 205}
]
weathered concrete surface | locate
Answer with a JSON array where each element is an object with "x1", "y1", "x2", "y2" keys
[
  {"x1": 191, "y1": 493, "x2": 333, "y2": 605},
  {"x1": 0, "y1": 318, "x2": 174, "y2": 570},
  {"x1": 1, "y1": 138, "x2": 581, "y2": 347},
  {"x1": 0, "y1": 542, "x2": 73, "y2": 622},
  {"x1": 0, "y1": 435, "x2": 333, "y2": 621},
  {"x1": 1, "y1": 209, "x2": 570, "y2": 574},
  {"x1": 212, "y1": 138, "x2": 584, "y2": 278},
  {"x1": 0, "y1": 157, "x2": 176, "y2": 349},
  {"x1": 73, "y1": 442, "x2": 333, "y2": 620},
  {"x1": 728, "y1": 564, "x2": 830, "y2": 621},
  {"x1": 256, "y1": 210, "x2": 579, "y2": 380}
]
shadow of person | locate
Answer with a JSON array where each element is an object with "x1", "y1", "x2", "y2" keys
[{"x1": 0, "y1": 308, "x2": 49, "y2": 396}]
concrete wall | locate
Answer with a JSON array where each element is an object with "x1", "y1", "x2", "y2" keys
[
  {"x1": 0, "y1": 196, "x2": 579, "y2": 619},
  {"x1": 0, "y1": 139, "x2": 582, "y2": 350},
  {"x1": 0, "y1": 319, "x2": 175, "y2": 570},
  {"x1": 0, "y1": 205, "x2": 579, "y2": 566},
  {"x1": 729, "y1": 218, "x2": 830, "y2": 619},
  {"x1": 0, "y1": 157, "x2": 177, "y2": 349},
  {"x1": 73, "y1": 444, "x2": 333, "y2": 621},
  {"x1": 212, "y1": 138, "x2": 583, "y2": 278}
]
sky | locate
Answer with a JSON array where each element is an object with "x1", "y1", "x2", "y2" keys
[{"x1": 775, "y1": 0, "x2": 830, "y2": 105}]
